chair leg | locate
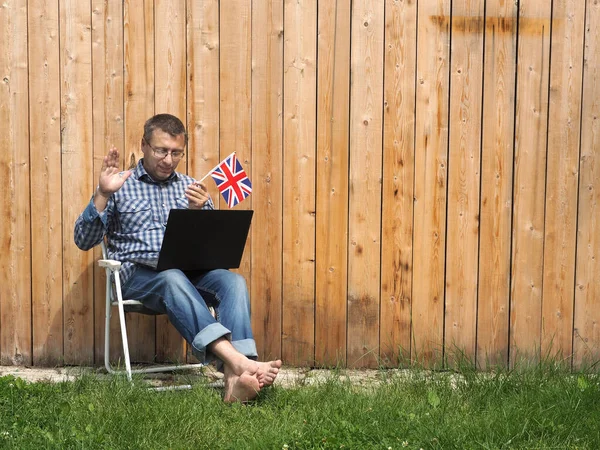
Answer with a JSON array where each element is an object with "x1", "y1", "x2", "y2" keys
[
  {"x1": 114, "y1": 271, "x2": 133, "y2": 382},
  {"x1": 104, "y1": 274, "x2": 113, "y2": 375}
]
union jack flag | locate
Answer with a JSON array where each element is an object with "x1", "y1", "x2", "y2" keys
[{"x1": 210, "y1": 152, "x2": 252, "y2": 208}]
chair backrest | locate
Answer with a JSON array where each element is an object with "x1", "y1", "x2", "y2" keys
[
  {"x1": 100, "y1": 239, "x2": 108, "y2": 259},
  {"x1": 99, "y1": 239, "x2": 115, "y2": 303}
]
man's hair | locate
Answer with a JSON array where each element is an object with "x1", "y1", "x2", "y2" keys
[{"x1": 143, "y1": 114, "x2": 188, "y2": 146}]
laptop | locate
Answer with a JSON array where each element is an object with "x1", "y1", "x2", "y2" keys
[{"x1": 156, "y1": 209, "x2": 253, "y2": 271}]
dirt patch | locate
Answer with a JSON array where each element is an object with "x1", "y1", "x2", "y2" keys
[
  {"x1": 0, "y1": 366, "x2": 88, "y2": 384},
  {"x1": 0, "y1": 365, "x2": 396, "y2": 389}
]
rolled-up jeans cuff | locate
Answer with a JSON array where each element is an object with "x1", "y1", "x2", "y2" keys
[
  {"x1": 212, "y1": 339, "x2": 258, "y2": 372},
  {"x1": 232, "y1": 339, "x2": 258, "y2": 359},
  {"x1": 191, "y1": 322, "x2": 231, "y2": 363}
]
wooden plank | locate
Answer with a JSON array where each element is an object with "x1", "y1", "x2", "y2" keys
[
  {"x1": 0, "y1": 0, "x2": 32, "y2": 366},
  {"x1": 92, "y1": 0, "x2": 125, "y2": 364},
  {"x1": 573, "y1": 0, "x2": 600, "y2": 368},
  {"x1": 510, "y1": 0, "x2": 552, "y2": 366},
  {"x1": 219, "y1": 0, "x2": 253, "y2": 364},
  {"x1": 187, "y1": 0, "x2": 220, "y2": 204},
  {"x1": 219, "y1": 0, "x2": 252, "y2": 278},
  {"x1": 282, "y1": 0, "x2": 317, "y2": 366},
  {"x1": 251, "y1": 0, "x2": 284, "y2": 361},
  {"x1": 315, "y1": 0, "x2": 350, "y2": 367},
  {"x1": 60, "y1": 0, "x2": 95, "y2": 364},
  {"x1": 347, "y1": 0, "x2": 384, "y2": 369},
  {"x1": 124, "y1": 0, "x2": 154, "y2": 168},
  {"x1": 154, "y1": 0, "x2": 187, "y2": 363},
  {"x1": 476, "y1": 0, "x2": 518, "y2": 368},
  {"x1": 186, "y1": 0, "x2": 219, "y2": 363},
  {"x1": 316, "y1": 0, "x2": 349, "y2": 365},
  {"x1": 379, "y1": 0, "x2": 416, "y2": 367},
  {"x1": 445, "y1": 0, "x2": 485, "y2": 365},
  {"x1": 155, "y1": 0, "x2": 186, "y2": 121},
  {"x1": 412, "y1": 0, "x2": 451, "y2": 368},
  {"x1": 541, "y1": 0, "x2": 585, "y2": 361},
  {"x1": 123, "y1": 0, "x2": 156, "y2": 363},
  {"x1": 29, "y1": 0, "x2": 63, "y2": 366}
]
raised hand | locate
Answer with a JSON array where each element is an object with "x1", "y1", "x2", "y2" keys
[{"x1": 98, "y1": 146, "x2": 131, "y2": 197}]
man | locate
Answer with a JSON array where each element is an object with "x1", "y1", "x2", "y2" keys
[{"x1": 74, "y1": 113, "x2": 281, "y2": 403}]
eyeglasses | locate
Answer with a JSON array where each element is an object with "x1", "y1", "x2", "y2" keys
[{"x1": 145, "y1": 141, "x2": 185, "y2": 160}]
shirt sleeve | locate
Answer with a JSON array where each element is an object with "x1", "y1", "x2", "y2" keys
[
  {"x1": 74, "y1": 195, "x2": 112, "y2": 250},
  {"x1": 203, "y1": 195, "x2": 215, "y2": 210}
]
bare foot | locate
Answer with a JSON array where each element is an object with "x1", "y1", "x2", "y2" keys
[
  {"x1": 209, "y1": 338, "x2": 282, "y2": 400},
  {"x1": 222, "y1": 354, "x2": 281, "y2": 388},
  {"x1": 256, "y1": 360, "x2": 282, "y2": 387},
  {"x1": 223, "y1": 370, "x2": 260, "y2": 403}
]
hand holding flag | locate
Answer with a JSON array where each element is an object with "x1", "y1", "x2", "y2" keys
[{"x1": 199, "y1": 152, "x2": 252, "y2": 208}]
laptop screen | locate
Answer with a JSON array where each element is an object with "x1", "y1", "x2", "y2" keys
[{"x1": 156, "y1": 209, "x2": 253, "y2": 271}]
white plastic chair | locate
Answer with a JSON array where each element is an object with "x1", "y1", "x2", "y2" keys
[{"x1": 99, "y1": 240, "x2": 208, "y2": 382}]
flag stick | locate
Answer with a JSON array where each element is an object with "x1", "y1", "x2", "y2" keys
[{"x1": 196, "y1": 151, "x2": 236, "y2": 183}]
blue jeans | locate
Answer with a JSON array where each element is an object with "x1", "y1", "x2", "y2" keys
[{"x1": 122, "y1": 266, "x2": 257, "y2": 365}]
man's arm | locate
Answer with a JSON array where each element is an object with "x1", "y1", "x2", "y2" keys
[
  {"x1": 74, "y1": 193, "x2": 112, "y2": 250},
  {"x1": 93, "y1": 185, "x2": 112, "y2": 213},
  {"x1": 74, "y1": 146, "x2": 131, "y2": 250}
]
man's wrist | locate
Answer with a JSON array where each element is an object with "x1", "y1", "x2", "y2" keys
[{"x1": 95, "y1": 186, "x2": 111, "y2": 199}]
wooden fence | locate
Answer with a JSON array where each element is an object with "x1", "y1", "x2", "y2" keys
[{"x1": 1, "y1": 0, "x2": 598, "y2": 369}]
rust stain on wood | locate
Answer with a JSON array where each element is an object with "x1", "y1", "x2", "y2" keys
[{"x1": 431, "y1": 15, "x2": 554, "y2": 35}]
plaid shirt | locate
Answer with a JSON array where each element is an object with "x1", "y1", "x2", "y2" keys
[{"x1": 74, "y1": 159, "x2": 214, "y2": 285}]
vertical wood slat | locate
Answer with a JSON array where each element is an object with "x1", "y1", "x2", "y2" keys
[
  {"x1": 123, "y1": 0, "x2": 156, "y2": 363},
  {"x1": 219, "y1": 0, "x2": 253, "y2": 363},
  {"x1": 154, "y1": 0, "x2": 188, "y2": 363},
  {"x1": 315, "y1": 0, "x2": 350, "y2": 367},
  {"x1": 219, "y1": 0, "x2": 252, "y2": 171},
  {"x1": 477, "y1": 0, "x2": 518, "y2": 368},
  {"x1": 541, "y1": 0, "x2": 586, "y2": 359},
  {"x1": 60, "y1": 0, "x2": 94, "y2": 364},
  {"x1": 187, "y1": 0, "x2": 220, "y2": 203},
  {"x1": 124, "y1": 0, "x2": 154, "y2": 167},
  {"x1": 29, "y1": 0, "x2": 63, "y2": 366},
  {"x1": 155, "y1": 0, "x2": 186, "y2": 118},
  {"x1": 91, "y1": 0, "x2": 124, "y2": 364},
  {"x1": 412, "y1": 0, "x2": 451, "y2": 368},
  {"x1": 251, "y1": 0, "x2": 284, "y2": 361},
  {"x1": 347, "y1": 0, "x2": 384, "y2": 369},
  {"x1": 0, "y1": 0, "x2": 32, "y2": 366},
  {"x1": 219, "y1": 0, "x2": 252, "y2": 280},
  {"x1": 445, "y1": 0, "x2": 485, "y2": 364},
  {"x1": 573, "y1": 0, "x2": 600, "y2": 368},
  {"x1": 186, "y1": 0, "x2": 220, "y2": 363},
  {"x1": 510, "y1": 1, "x2": 552, "y2": 366},
  {"x1": 282, "y1": 0, "x2": 317, "y2": 366},
  {"x1": 380, "y1": 0, "x2": 417, "y2": 366}
]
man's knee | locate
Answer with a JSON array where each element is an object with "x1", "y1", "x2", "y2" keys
[
  {"x1": 156, "y1": 269, "x2": 195, "y2": 295},
  {"x1": 209, "y1": 270, "x2": 249, "y2": 305},
  {"x1": 223, "y1": 272, "x2": 250, "y2": 304},
  {"x1": 227, "y1": 271, "x2": 248, "y2": 293}
]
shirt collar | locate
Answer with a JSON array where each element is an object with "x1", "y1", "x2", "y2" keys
[{"x1": 133, "y1": 159, "x2": 181, "y2": 184}]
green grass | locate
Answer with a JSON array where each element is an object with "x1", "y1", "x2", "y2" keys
[{"x1": 0, "y1": 363, "x2": 599, "y2": 449}]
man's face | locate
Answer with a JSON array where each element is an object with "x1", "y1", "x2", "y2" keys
[{"x1": 141, "y1": 129, "x2": 186, "y2": 181}]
